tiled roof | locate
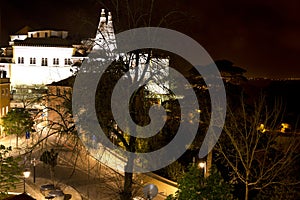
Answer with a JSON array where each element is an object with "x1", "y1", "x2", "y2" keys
[{"x1": 13, "y1": 37, "x2": 74, "y2": 47}]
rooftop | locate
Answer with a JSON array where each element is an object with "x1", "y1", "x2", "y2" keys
[{"x1": 13, "y1": 37, "x2": 74, "y2": 47}]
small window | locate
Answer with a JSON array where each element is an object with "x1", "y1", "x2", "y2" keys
[
  {"x1": 45, "y1": 32, "x2": 48, "y2": 37},
  {"x1": 53, "y1": 58, "x2": 59, "y2": 65},
  {"x1": 37, "y1": 33, "x2": 40, "y2": 37},
  {"x1": 30, "y1": 57, "x2": 36, "y2": 64},
  {"x1": 41, "y1": 58, "x2": 48, "y2": 66},
  {"x1": 18, "y1": 57, "x2": 24, "y2": 64},
  {"x1": 64, "y1": 58, "x2": 72, "y2": 65}
]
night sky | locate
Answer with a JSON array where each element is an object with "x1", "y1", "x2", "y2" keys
[{"x1": 1, "y1": 0, "x2": 300, "y2": 78}]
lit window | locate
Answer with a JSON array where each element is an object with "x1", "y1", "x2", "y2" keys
[
  {"x1": 280, "y1": 123, "x2": 291, "y2": 133},
  {"x1": 42, "y1": 58, "x2": 48, "y2": 66},
  {"x1": 18, "y1": 57, "x2": 24, "y2": 64},
  {"x1": 30, "y1": 57, "x2": 36, "y2": 64}
]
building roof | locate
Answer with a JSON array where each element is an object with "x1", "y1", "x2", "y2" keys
[
  {"x1": 15, "y1": 26, "x2": 33, "y2": 35},
  {"x1": 4, "y1": 193, "x2": 36, "y2": 200},
  {"x1": 13, "y1": 37, "x2": 74, "y2": 47},
  {"x1": 47, "y1": 75, "x2": 75, "y2": 87}
]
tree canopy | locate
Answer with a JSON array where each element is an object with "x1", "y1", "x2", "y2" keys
[
  {"x1": 1, "y1": 108, "x2": 34, "y2": 148},
  {"x1": 0, "y1": 145, "x2": 21, "y2": 199},
  {"x1": 166, "y1": 164, "x2": 234, "y2": 200}
]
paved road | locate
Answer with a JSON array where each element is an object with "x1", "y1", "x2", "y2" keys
[{"x1": 1, "y1": 134, "x2": 176, "y2": 200}]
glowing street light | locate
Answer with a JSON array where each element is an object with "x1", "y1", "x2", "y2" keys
[
  {"x1": 198, "y1": 161, "x2": 207, "y2": 178},
  {"x1": 23, "y1": 168, "x2": 31, "y2": 193}
]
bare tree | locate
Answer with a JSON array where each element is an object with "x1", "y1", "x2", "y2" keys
[
  {"x1": 81, "y1": 1, "x2": 188, "y2": 199},
  {"x1": 215, "y1": 95, "x2": 300, "y2": 200}
]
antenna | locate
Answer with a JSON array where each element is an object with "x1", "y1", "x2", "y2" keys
[{"x1": 143, "y1": 184, "x2": 158, "y2": 200}]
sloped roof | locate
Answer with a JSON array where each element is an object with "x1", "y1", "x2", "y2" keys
[
  {"x1": 13, "y1": 37, "x2": 74, "y2": 47},
  {"x1": 47, "y1": 75, "x2": 75, "y2": 87},
  {"x1": 15, "y1": 26, "x2": 33, "y2": 35},
  {"x1": 4, "y1": 193, "x2": 36, "y2": 200}
]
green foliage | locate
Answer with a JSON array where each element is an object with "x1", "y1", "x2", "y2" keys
[
  {"x1": 0, "y1": 145, "x2": 21, "y2": 198},
  {"x1": 166, "y1": 164, "x2": 234, "y2": 200},
  {"x1": 1, "y1": 108, "x2": 34, "y2": 148}
]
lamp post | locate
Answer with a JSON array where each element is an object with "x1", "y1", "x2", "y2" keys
[
  {"x1": 198, "y1": 161, "x2": 207, "y2": 178},
  {"x1": 31, "y1": 158, "x2": 37, "y2": 183},
  {"x1": 23, "y1": 169, "x2": 31, "y2": 193}
]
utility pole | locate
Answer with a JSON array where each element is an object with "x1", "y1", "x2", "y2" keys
[{"x1": 31, "y1": 158, "x2": 37, "y2": 183}]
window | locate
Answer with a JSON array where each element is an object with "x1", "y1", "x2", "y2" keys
[
  {"x1": 30, "y1": 57, "x2": 36, "y2": 64},
  {"x1": 53, "y1": 58, "x2": 59, "y2": 65},
  {"x1": 18, "y1": 57, "x2": 24, "y2": 64},
  {"x1": 45, "y1": 32, "x2": 48, "y2": 37},
  {"x1": 37, "y1": 33, "x2": 40, "y2": 37},
  {"x1": 56, "y1": 87, "x2": 60, "y2": 96},
  {"x1": 64, "y1": 58, "x2": 72, "y2": 65},
  {"x1": 41, "y1": 58, "x2": 48, "y2": 66}
]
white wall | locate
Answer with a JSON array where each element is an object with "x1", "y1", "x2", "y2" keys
[{"x1": 11, "y1": 45, "x2": 75, "y2": 86}]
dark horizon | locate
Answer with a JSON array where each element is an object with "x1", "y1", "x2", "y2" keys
[{"x1": 1, "y1": 0, "x2": 300, "y2": 79}]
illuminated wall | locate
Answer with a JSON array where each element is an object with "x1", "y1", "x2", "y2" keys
[{"x1": 11, "y1": 45, "x2": 75, "y2": 87}]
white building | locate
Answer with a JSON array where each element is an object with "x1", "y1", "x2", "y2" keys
[
  {"x1": 0, "y1": 9, "x2": 170, "y2": 108},
  {"x1": 8, "y1": 28, "x2": 81, "y2": 88}
]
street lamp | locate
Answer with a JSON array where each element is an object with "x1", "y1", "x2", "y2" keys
[
  {"x1": 198, "y1": 161, "x2": 207, "y2": 178},
  {"x1": 31, "y1": 158, "x2": 37, "y2": 183},
  {"x1": 23, "y1": 168, "x2": 31, "y2": 193}
]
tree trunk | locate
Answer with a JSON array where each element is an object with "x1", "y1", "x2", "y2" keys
[
  {"x1": 50, "y1": 166, "x2": 55, "y2": 184},
  {"x1": 245, "y1": 182, "x2": 249, "y2": 200},
  {"x1": 206, "y1": 150, "x2": 212, "y2": 177},
  {"x1": 121, "y1": 171, "x2": 133, "y2": 200},
  {"x1": 121, "y1": 134, "x2": 136, "y2": 200},
  {"x1": 16, "y1": 136, "x2": 18, "y2": 148}
]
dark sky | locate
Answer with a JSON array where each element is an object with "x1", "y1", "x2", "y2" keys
[{"x1": 1, "y1": 0, "x2": 300, "y2": 78}]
